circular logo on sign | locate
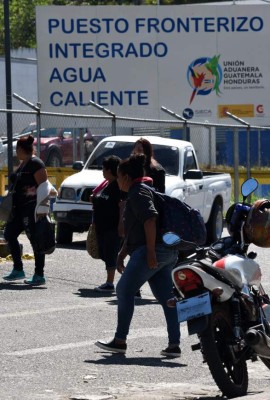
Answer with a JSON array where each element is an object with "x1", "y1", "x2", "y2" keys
[
  {"x1": 183, "y1": 108, "x2": 194, "y2": 119},
  {"x1": 187, "y1": 55, "x2": 223, "y2": 104}
]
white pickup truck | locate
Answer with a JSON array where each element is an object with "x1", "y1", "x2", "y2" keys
[{"x1": 53, "y1": 135, "x2": 232, "y2": 245}]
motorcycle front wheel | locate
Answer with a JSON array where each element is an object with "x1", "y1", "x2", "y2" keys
[{"x1": 200, "y1": 303, "x2": 248, "y2": 399}]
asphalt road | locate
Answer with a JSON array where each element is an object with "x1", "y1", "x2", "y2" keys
[{"x1": 1, "y1": 232, "x2": 270, "y2": 400}]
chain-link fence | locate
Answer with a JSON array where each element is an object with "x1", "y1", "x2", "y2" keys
[{"x1": 1, "y1": 104, "x2": 270, "y2": 200}]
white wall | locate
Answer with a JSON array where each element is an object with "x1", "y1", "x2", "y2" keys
[{"x1": 0, "y1": 48, "x2": 38, "y2": 135}]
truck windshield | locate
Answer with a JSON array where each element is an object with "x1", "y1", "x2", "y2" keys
[{"x1": 86, "y1": 141, "x2": 179, "y2": 176}]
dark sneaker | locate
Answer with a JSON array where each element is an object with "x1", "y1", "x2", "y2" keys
[
  {"x1": 135, "y1": 290, "x2": 142, "y2": 299},
  {"x1": 94, "y1": 283, "x2": 114, "y2": 292},
  {"x1": 24, "y1": 274, "x2": 46, "y2": 286},
  {"x1": 3, "y1": 269, "x2": 25, "y2": 281},
  {"x1": 160, "y1": 346, "x2": 181, "y2": 358},
  {"x1": 95, "y1": 338, "x2": 127, "y2": 354}
]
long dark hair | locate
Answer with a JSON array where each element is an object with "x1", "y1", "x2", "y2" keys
[
  {"x1": 133, "y1": 138, "x2": 157, "y2": 167},
  {"x1": 118, "y1": 154, "x2": 146, "y2": 180},
  {"x1": 17, "y1": 135, "x2": 34, "y2": 154}
]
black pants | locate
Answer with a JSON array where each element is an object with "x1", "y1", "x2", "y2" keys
[{"x1": 4, "y1": 205, "x2": 45, "y2": 276}]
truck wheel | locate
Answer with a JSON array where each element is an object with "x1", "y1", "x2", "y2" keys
[
  {"x1": 56, "y1": 222, "x2": 73, "y2": 244},
  {"x1": 46, "y1": 150, "x2": 62, "y2": 167},
  {"x1": 206, "y1": 202, "x2": 223, "y2": 244}
]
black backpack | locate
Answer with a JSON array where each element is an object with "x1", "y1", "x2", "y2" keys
[{"x1": 142, "y1": 184, "x2": 207, "y2": 246}]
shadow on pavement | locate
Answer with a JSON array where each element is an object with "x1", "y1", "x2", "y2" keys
[
  {"x1": 75, "y1": 288, "x2": 158, "y2": 306},
  {"x1": 0, "y1": 282, "x2": 46, "y2": 290},
  {"x1": 106, "y1": 298, "x2": 158, "y2": 306},
  {"x1": 85, "y1": 354, "x2": 187, "y2": 368},
  {"x1": 188, "y1": 397, "x2": 224, "y2": 399},
  {"x1": 74, "y1": 288, "x2": 116, "y2": 298}
]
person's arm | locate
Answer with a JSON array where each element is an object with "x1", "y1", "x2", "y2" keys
[
  {"x1": 34, "y1": 167, "x2": 48, "y2": 186},
  {"x1": 144, "y1": 216, "x2": 158, "y2": 269},
  {"x1": 117, "y1": 240, "x2": 128, "y2": 274}
]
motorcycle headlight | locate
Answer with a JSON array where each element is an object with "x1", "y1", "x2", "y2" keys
[{"x1": 61, "y1": 187, "x2": 76, "y2": 200}]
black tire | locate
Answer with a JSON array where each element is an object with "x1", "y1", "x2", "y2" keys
[
  {"x1": 206, "y1": 202, "x2": 223, "y2": 244},
  {"x1": 260, "y1": 357, "x2": 270, "y2": 370},
  {"x1": 46, "y1": 150, "x2": 62, "y2": 167},
  {"x1": 56, "y1": 222, "x2": 73, "y2": 244},
  {"x1": 200, "y1": 303, "x2": 248, "y2": 399}
]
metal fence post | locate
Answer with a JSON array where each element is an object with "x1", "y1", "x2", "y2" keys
[
  {"x1": 36, "y1": 103, "x2": 41, "y2": 157},
  {"x1": 207, "y1": 124, "x2": 212, "y2": 167},
  {"x1": 246, "y1": 124, "x2": 251, "y2": 179},
  {"x1": 160, "y1": 106, "x2": 186, "y2": 138},
  {"x1": 4, "y1": 0, "x2": 13, "y2": 185},
  {"x1": 225, "y1": 111, "x2": 251, "y2": 180},
  {"x1": 12, "y1": 94, "x2": 39, "y2": 155},
  {"x1": 258, "y1": 128, "x2": 261, "y2": 167},
  {"x1": 112, "y1": 115, "x2": 117, "y2": 137},
  {"x1": 233, "y1": 127, "x2": 239, "y2": 202},
  {"x1": 87, "y1": 100, "x2": 115, "y2": 135}
]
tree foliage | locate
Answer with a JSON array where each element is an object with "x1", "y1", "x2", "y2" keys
[{"x1": 0, "y1": 0, "x2": 220, "y2": 53}]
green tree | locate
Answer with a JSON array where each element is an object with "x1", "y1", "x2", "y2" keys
[{"x1": 0, "y1": 0, "x2": 53, "y2": 53}]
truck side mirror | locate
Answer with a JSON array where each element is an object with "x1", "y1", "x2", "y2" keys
[
  {"x1": 73, "y1": 161, "x2": 84, "y2": 171},
  {"x1": 183, "y1": 169, "x2": 203, "y2": 180},
  {"x1": 62, "y1": 130, "x2": 72, "y2": 139}
]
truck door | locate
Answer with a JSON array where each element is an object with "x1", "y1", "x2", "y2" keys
[{"x1": 182, "y1": 148, "x2": 205, "y2": 213}]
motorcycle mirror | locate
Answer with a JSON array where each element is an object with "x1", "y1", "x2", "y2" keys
[
  {"x1": 162, "y1": 232, "x2": 181, "y2": 246},
  {"x1": 241, "y1": 178, "x2": 258, "y2": 200}
]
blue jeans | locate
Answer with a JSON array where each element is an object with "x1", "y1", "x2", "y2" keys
[{"x1": 115, "y1": 244, "x2": 180, "y2": 346}]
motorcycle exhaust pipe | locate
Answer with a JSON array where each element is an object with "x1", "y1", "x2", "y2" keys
[{"x1": 245, "y1": 328, "x2": 270, "y2": 358}]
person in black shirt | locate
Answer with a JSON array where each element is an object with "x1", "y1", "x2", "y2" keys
[
  {"x1": 132, "y1": 138, "x2": 166, "y2": 193},
  {"x1": 95, "y1": 154, "x2": 181, "y2": 357},
  {"x1": 92, "y1": 156, "x2": 121, "y2": 292},
  {"x1": 3, "y1": 135, "x2": 50, "y2": 285},
  {"x1": 131, "y1": 137, "x2": 166, "y2": 299}
]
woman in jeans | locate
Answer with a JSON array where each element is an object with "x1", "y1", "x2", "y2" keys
[{"x1": 95, "y1": 154, "x2": 181, "y2": 357}]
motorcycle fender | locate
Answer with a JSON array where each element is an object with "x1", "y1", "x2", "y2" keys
[
  {"x1": 187, "y1": 316, "x2": 209, "y2": 335},
  {"x1": 173, "y1": 265, "x2": 235, "y2": 301}
]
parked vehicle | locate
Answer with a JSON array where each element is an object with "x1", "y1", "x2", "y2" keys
[
  {"x1": 165, "y1": 178, "x2": 270, "y2": 398},
  {"x1": 0, "y1": 136, "x2": 17, "y2": 168},
  {"x1": 18, "y1": 122, "x2": 102, "y2": 167},
  {"x1": 53, "y1": 135, "x2": 232, "y2": 244}
]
